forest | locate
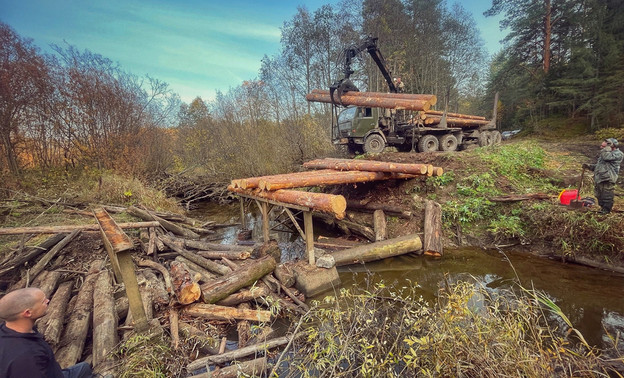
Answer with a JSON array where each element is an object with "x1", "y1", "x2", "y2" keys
[{"x1": 1, "y1": 0, "x2": 623, "y2": 185}]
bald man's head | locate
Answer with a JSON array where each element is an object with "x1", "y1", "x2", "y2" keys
[{"x1": 0, "y1": 288, "x2": 45, "y2": 321}]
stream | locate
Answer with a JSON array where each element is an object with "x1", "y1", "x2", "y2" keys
[{"x1": 191, "y1": 202, "x2": 624, "y2": 351}]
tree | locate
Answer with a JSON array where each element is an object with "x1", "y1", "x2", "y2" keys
[{"x1": 0, "y1": 22, "x2": 51, "y2": 175}]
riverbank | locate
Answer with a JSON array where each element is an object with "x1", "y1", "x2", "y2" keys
[
  {"x1": 333, "y1": 137, "x2": 624, "y2": 273},
  {"x1": 1, "y1": 135, "x2": 623, "y2": 376}
]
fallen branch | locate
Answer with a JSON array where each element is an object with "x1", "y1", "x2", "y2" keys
[{"x1": 187, "y1": 332, "x2": 304, "y2": 370}]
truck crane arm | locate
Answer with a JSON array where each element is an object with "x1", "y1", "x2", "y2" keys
[{"x1": 330, "y1": 36, "x2": 397, "y2": 105}]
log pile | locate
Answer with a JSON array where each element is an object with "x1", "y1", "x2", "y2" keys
[
  {"x1": 229, "y1": 158, "x2": 444, "y2": 219},
  {"x1": 422, "y1": 110, "x2": 491, "y2": 128},
  {"x1": 0, "y1": 207, "x2": 307, "y2": 377}
]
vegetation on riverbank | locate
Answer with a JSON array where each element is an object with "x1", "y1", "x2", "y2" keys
[{"x1": 285, "y1": 279, "x2": 620, "y2": 377}]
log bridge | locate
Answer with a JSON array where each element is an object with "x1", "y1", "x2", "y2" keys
[{"x1": 228, "y1": 158, "x2": 444, "y2": 264}]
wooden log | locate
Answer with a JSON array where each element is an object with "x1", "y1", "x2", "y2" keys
[
  {"x1": 137, "y1": 259, "x2": 173, "y2": 295},
  {"x1": 160, "y1": 234, "x2": 232, "y2": 276},
  {"x1": 181, "y1": 238, "x2": 253, "y2": 253},
  {"x1": 115, "y1": 296, "x2": 129, "y2": 321},
  {"x1": 302, "y1": 158, "x2": 429, "y2": 175},
  {"x1": 423, "y1": 200, "x2": 443, "y2": 256},
  {"x1": 274, "y1": 264, "x2": 295, "y2": 287},
  {"x1": 147, "y1": 227, "x2": 156, "y2": 256},
  {"x1": 40, "y1": 280, "x2": 73, "y2": 347},
  {"x1": 311, "y1": 88, "x2": 437, "y2": 104},
  {"x1": 215, "y1": 285, "x2": 270, "y2": 307},
  {"x1": 153, "y1": 228, "x2": 166, "y2": 252},
  {"x1": 200, "y1": 255, "x2": 276, "y2": 304},
  {"x1": 424, "y1": 110, "x2": 486, "y2": 120},
  {"x1": 0, "y1": 221, "x2": 160, "y2": 236},
  {"x1": 236, "y1": 169, "x2": 337, "y2": 190},
  {"x1": 187, "y1": 333, "x2": 304, "y2": 370},
  {"x1": 175, "y1": 256, "x2": 217, "y2": 283},
  {"x1": 189, "y1": 357, "x2": 269, "y2": 378},
  {"x1": 197, "y1": 250, "x2": 251, "y2": 260},
  {"x1": 183, "y1": 303, "x2": 271, "y2": 322},
  {"x1": 178, "y1": 321, "x2": 219, "y2": 355},
  {"x1": 35, "y1": 270, "x2": 62, "y2": 299},
  {"x1": 55, "y1": 260, "x2": 105, "y2": 368},
  {"x1": 127, "y1": 206, "x2": 199, "y2": 239},
  {"x1": 423, "y1": 115, "x2": 490, "y2": 126},
  {"x1": 228, "y1": 186, "x2": 347, "y2": 220},
  {"x1": 330, "y1": 234, "x2": 423, "y2": 266},
  {"x1": 0, "y1": 233, "x2": 65, "y2": 276},
  {"x1": 169, "y1": 309, "x2": 179, "y2": 350},
  {"x1": 92, "y1": 270, "x2": 118, "y2": 371},
  {"x1": 373, "y1": 209, "x2": 387, "y2": 242},
  {"x1": 314, "y1": 213, "x2": 376, "y2": 241},
  {"x1": 259, "y1": 170, "x2": 393, "y2": 191},
  {"x1": 431, "y1": 167, "x2": 444, "y2": 176},
  {"x1": 237, "y1": 302, "x2": 251, "y2": 348},
  {"x1": 306, "y1": 91, "x2": 436, "y2": 111},
  {"x1": 141, "y1": 268, "x2": 170, "y2": 306},
  {"x1": 12, "y1": 229, "x2": 81, "y2": 290},
  {"x1": 170, "y1": 260, "x2": 201, "y2": 305},
  {"x1": 345, "y1": 199, "x2": 412, "y2": 218}
]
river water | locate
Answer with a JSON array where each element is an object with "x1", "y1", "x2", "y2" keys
[{"x1": 192, "y1": 202, "x2": 624, "y2": 350}]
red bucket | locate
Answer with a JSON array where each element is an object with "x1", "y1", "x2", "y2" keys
[{"x1": 559, "y1": 189, "x2": 579, "y2": 205}]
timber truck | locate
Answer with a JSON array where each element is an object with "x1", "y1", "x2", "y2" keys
[{"x1": 305, "y1": 37, "x2": 501, "y2": 154}]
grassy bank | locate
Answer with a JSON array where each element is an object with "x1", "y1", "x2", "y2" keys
[{"x1": 415, "y1": 139, "x2": 624, "y2": 266}]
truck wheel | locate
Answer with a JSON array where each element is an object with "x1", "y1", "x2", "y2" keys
[
  {"x1": 438, "y1": 134, "x2": 458, "y2": 151},
  {"x1": 491, "y1": 130, "x2": 502, "y2": 144},
  {"x1": 478, "y1": 131, "x2": 492, "y2": 147},
  {"x1": 418, "y1": 135, "x2": 439, "y2": 152},
  {"x1": 363, "y1": 134, "x2": 385, "y2": 154}
]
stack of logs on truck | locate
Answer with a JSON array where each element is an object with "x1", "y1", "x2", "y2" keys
[{"x1": 306, "y1": 89, "x2": 501, "y2": 154}]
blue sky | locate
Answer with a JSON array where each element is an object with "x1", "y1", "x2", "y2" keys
[{"x1": 1, "y1": 0, "x2": 505, "y2": 103}]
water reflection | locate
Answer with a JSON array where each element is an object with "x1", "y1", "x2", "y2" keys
[{"x1": 190, "y1": 202, "x2": 624, "y2": 350}]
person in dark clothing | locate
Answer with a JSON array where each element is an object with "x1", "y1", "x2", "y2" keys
[
  {"x1": 0, "y1": 287, "x2": 93, "y2": 378},
  {"x1": 583, "y1": 138, "x2": 624, "y2": 214}
]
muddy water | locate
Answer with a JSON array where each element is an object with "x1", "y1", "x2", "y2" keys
[{"x1": 192, "y1": 202, "x2": 624, "y2": 350}]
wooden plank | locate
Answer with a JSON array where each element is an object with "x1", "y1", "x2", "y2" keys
[
  {"x1": 304, "y1": 211, "x2": 314, "y2": 265},
  {"x1": 92, "y1": 208, "x2": 134, "y2": 252},
  {"x1": 117, "y1": 251, "x2": 149, "y2": 332}
]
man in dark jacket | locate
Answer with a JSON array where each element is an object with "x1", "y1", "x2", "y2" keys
[
  {"x1": 583, "y1": 138, "x2": 624, "y2": 214},
  {"x1": 0, "y1": 287, "x2": 93, "y2": 378}
]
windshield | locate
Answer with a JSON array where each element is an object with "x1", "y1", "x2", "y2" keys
[{"x1": 338, "y1": 107, "x2": 357, "y2": 124}]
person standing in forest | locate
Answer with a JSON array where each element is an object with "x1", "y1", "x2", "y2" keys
[
  {"x1": 583, "y1": 138, "x2": 624, "y2": 214},
  {"x1": 0, "y1": 287, "x2": 93, "y2": 378},
  {"x1": 395, "y1": 77, "x2": 405, "y2": 93}
]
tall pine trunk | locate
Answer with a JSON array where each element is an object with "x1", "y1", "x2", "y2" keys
[{"x1": 543, "y1": 0, "x2": 552, "y2": 73}]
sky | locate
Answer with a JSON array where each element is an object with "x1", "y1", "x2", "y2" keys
[{"x1": 1, "y1": 0, "x2": 505, "y2": 103}]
